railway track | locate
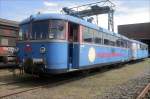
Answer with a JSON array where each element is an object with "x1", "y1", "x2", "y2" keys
[
  {"x1": 0, "y1": 72, "x2": 89, "y2": 98},
  {"x1": 0, "y1": 80, "x2": 28, "y2": 86},
  {"x1": 0, "y1": 77, "x2": 36, "y2": 86},
  {"x1": 0, "y1": 67, "x2": 110, "y2": 99},
  {"x1": 0, "y1": 67, "x2": 92, "y2": 98},
  {"x1": 0, "y1": 75, "x2": 35, "y2": 86},
  {"x1": 137, "y1": 83, "x2": 150, "y2": 99},
  {"x1": 0, "y1": 82, "x2": 49, "y2": 98}
]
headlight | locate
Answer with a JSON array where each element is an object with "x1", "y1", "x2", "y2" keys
[{"x1": 40, "y1": 47, "x2": 46, "y2": 53}]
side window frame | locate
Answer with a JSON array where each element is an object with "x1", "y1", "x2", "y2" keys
[
  {"x1": 94, "y1": 30, "x2": 102, "y2": 44},
  {"x1": 82, "y1": 26, "x2": 94, "y2": 43}
]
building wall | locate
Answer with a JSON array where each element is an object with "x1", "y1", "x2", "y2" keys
[
  {"x1": 0, "y1": 18, "x2": 19, "y2": 57},
  {"x1": 118, "y1": 22, "x2": 150, "y2": 40}
]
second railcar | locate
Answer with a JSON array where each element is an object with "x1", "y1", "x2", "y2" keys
[{"x1": 131, "y1": 40, "x2": 148, "y2": 60}]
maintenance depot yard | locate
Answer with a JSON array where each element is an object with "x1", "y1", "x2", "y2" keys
[{"x1": 0, "y1": 58, "x2": 150, "y2": 99}]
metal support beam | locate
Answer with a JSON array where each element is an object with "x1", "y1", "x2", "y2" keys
[{"x1": 108, "y1": 10, "x2": 114, "y2": 32}]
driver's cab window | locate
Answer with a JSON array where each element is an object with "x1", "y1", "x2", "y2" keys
[{"x1": 49, "y1": 20, "x2": 66, "y2": 40}]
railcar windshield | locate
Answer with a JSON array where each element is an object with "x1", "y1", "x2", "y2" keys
[
  {"x1": 19, "y1": 20, "x2": 66, "y2": 40},
  {"x1": 49, "y1": 20, "x2": 66, "y2": 40},
  {"x1": 19, "y1": 24, "x2": 30, "y2": 40},
  {"x1": 32, "y1": 20, "x2": 49, "y2": 40}
]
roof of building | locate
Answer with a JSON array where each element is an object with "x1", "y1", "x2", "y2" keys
[{"x1": 0, "y1": 18, "x2": 19, "y2": 27}]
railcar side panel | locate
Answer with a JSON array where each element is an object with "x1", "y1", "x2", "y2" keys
[
  {"x1": 137, "y1": 50, "x2": 148, "y2": 59},
  {"x1": 79, "y1": 44, "x2": 130, "y2": 68},
  {"x1": 17, "y1": 41, "x2": 68, "y2": 71}
]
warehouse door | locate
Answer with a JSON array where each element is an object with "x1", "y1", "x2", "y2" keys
[{"x1": 68, "y1": 22, "x2": 79, "y2": 69}]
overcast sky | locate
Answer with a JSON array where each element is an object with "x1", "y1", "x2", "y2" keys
[{"x1": 0, "y1": 0, "x2": 150, "y2": 32}]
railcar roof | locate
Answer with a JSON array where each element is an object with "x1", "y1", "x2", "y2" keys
[
  {"x1": 131, "y1": 39, "x2": 147, "y2": 46},
  {"x1": 20, "y1": 13, "x2": 100, "y2": 30},
  {"x1": 20, "y1": 13, "x2": 124, "y2": 38}
]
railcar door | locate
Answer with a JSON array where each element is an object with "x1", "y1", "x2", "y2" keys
[
  {"x1": 68, "y1": 22, "x2": 79, "y2": 69},
  {"x1": 131, "y1": 42, "x2": 138, "y2": 59}
]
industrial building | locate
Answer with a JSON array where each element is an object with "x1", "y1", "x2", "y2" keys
[
  {"x1": 0, "y1": 18, "x2": 19, "y2": 64},
  {"x1": 118, "y1": 22, "x2": 150, "y2": 56}
]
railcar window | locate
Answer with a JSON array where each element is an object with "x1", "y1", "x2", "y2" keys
[
  {"x1": 49, "y1": 20, "x2": 65, "y2": 40},
  {"x1": 125, "y1": 41, "x2": 128, "y2": 48},
  {"x1": 140, "y1": 44, "x2": 147, "y2": 50},
  {"x1": 137, "y1": 44, "x2": 140, "y2": 49},
  {"x1": 122, "y1": 40, "x2": 127, "y2": 48},
  {"x1": 121, "y1": 40, "x2": 127, "y2": 48},
  {"x1": 103, "y1": 33, "x2": 116, "y2": 46},
  {"x1": 19, "y1": 29, "x2": 23, "y2": 40},
  {"x1": 140, "y1": 44, "x2": 143, "y2": 50},
  {"x1": 32, "y1": 21, "x2": 49, "y2": 40},
  {"x1": 143, "y1": 45, "x2": 145, "y2": 50},
  {"x1": 109, "y1": 41, "x2": 115, "y2": 46},
  {"x1": 127, "y1": 41, "x2": 130, "y2": 48},
  {"x1": 146, "y1": 46, "x2": 148, "y2": 50},
  {"x1": 120, "y1": 40, "x2": 123, "y2": 47},
  {"x1": 83, "y1": 27, "x2": 93, "y2": 43},
  {"x1": 19, "y1": 20, "x2": 66, "y2": 40},
  {"x1": 103, "y1": 33, "x2": 109, "y2": 45},
  {"x1": 110, "y1": 35, "x2": 116, "y2": 46},
  {"x1": 94, "y1": 30, "x2": 102, "y2": 44},
  {"x1": 116, "y1": 38, "x2": 121, "y2": 47},
  {"x1": 126, "y1": 41, "x2": 129, "y2": 48},
  {"x1": 144, "y1": 46, "x2": 146, "y2": 50},
  {"x1": 19, "y1": 24, "x2": 30, "y2": 40},
  {"x1": 104, "y1": 39, "x2": 109, "y2": 45}
]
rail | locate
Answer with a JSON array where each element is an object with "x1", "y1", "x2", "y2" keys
[{"x1": 137, "y1": 83, "x2": 150, "y2": 99}]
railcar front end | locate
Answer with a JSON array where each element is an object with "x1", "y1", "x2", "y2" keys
[{"x1": 17, "y1": 19, "x2": 69, "y2": 74}]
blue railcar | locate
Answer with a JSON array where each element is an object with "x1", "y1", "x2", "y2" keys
[{"x1": 16, "y1": 13, "x2": 148, "y2": 74}]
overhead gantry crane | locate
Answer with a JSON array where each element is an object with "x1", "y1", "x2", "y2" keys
[{"x1": 62, "y1": 0, "x2": 115, "y2": 32}]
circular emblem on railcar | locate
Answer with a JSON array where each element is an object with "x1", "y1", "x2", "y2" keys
[{"x1": 88, "y1": 47, "x2": 96, "y2": 63}]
